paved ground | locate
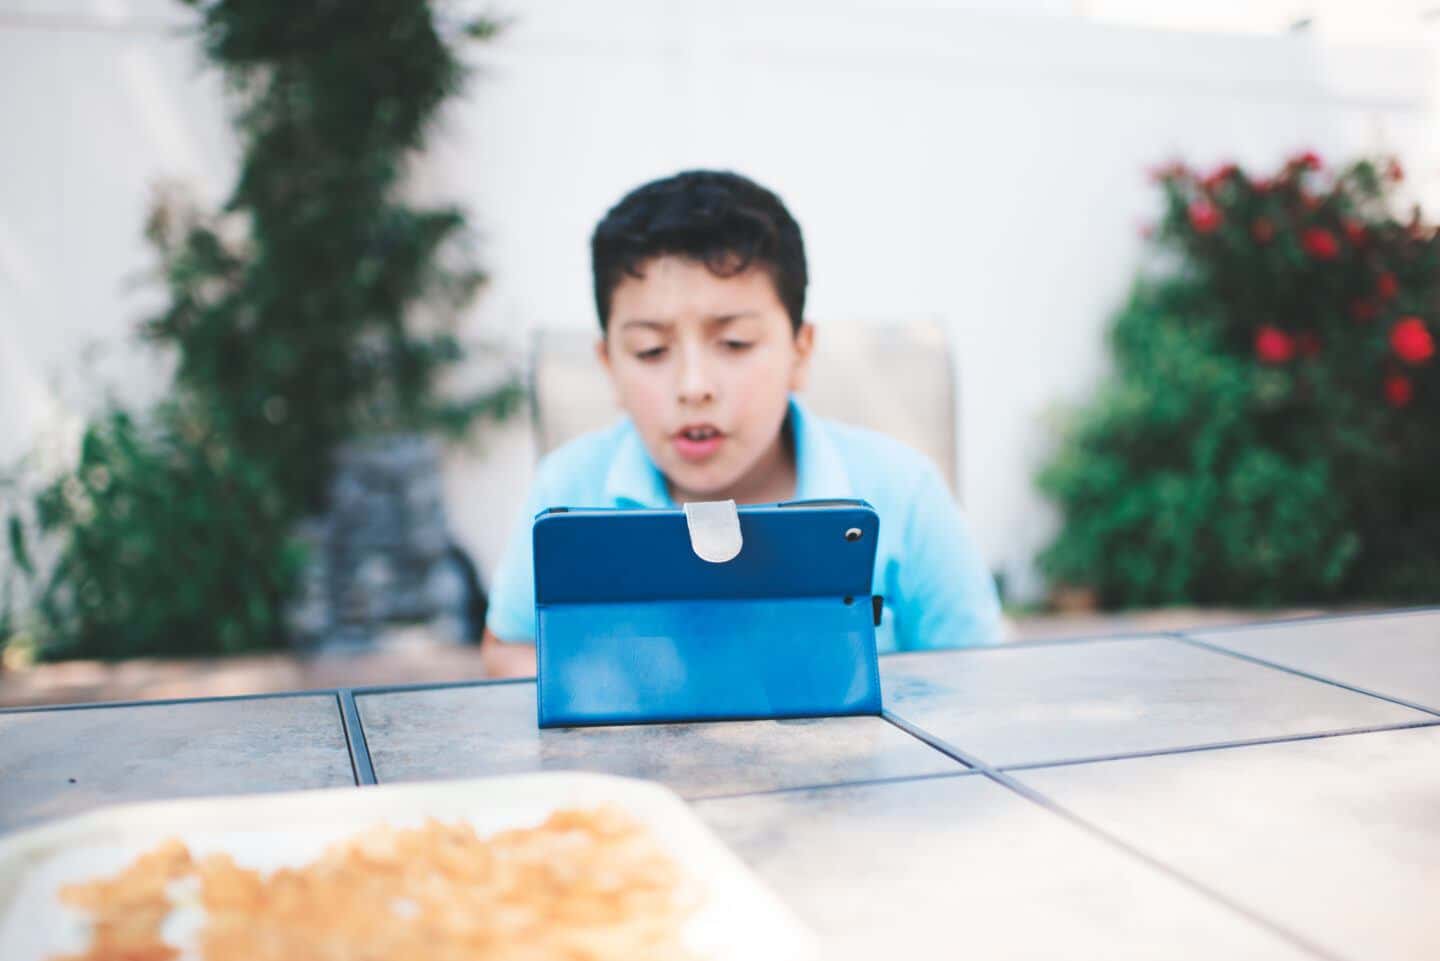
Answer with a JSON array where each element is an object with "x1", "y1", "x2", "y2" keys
[{"x1": 0, "y1": 608, "x2": 1341, "y2": 708}]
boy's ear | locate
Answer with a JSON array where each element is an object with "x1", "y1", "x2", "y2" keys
[
  {"x1": 595, "y1": 336, "x2": 623, "y2": 406},
  {"x1": 789, "y1": 322, "x2": 816, "y2": 392}
]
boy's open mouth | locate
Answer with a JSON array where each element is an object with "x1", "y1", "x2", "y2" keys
[{"x1": 673, "y1": 424, "x2": 724, "y2": 463}]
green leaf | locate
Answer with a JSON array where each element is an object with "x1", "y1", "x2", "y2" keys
[
  {"x1": 463, "y1": 17, "x2": 506, "y2": 40},
  {"x1": 7, "y1": 516, "x2": 31, "y2": 575}
]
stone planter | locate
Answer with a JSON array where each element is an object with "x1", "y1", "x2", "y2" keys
[{"x1": 286, "y1": 434, "x2": 474, "y2": 650}]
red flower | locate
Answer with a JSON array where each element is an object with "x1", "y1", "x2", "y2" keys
[
  {"x1": 1148, "y1": 160, "x2": 1188, "y2": 183},
  {"x1": 1251, "y1": 218, "x2": 1276, "y2": 244},
  {"x1": 1188, "y1": 200, "x2": 1222, "y2": 235},
  {"x1": 1254, "y1": 177, "x2": 1273, "y2": 193},
  {"x1": 1300, "y1": 192, "x2": 1321, "y2": 212},
  {"x1": 1391, "y1": 316, "x2": 1435, "y2": 365},
  {"x1": 1387, "y1": 158, "x2": 1404, "y2": 183},
  {"x1": 1295, "y1": 332, "x2": 1322, "y2": 358},
  {"x1": 1255, "y1": 325, "x2": 1295, "y2": 364},
  {"x1": 1377, "y1": 272, "x2": 1399, "y2": 300},
  {"x1": 1202, "y1": 163, "x2": 1238, "y2": 190},
  {"x1": 1385, "y1": 374, "x2": 1413, "y2": 408},
  {"x1": 1350, "y1": 299, "x2": 1379, "y2": 323},
  {"x1": 1293, "y1": 150, "x2": 1323, "y2": 171},
  {"x1": 1301, "y1": 227, "x2": 1340, "y2": 260},
  {"x1": 1342, "y1": 220, "x2": 1367, "y2": 246},
  {"x1": 1404, "y1": 210, "x2": 1430, "y2": 241}
]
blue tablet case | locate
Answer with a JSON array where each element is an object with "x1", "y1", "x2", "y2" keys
[{"x1": 534, "y1": 499, "x2": 884, "y2": 728}]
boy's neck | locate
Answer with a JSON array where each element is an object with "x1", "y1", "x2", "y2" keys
[{"x1": 667, "y1": 417, "x2": 797, "y2": 506}]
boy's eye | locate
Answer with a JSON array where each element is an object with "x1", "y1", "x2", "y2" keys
[
  {"x1": 723, "y1": 340, "x2": 753, "y2": 352},
  {"x1": 635, "y1": 346, "x2": 668, "y2": 361}
]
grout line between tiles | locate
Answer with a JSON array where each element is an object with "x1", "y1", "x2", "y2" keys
[
  {"x1": 0, "y1": 676, "x2": 532, "y2": 717},
  {"x1": 878, "y1": 710, "x2": 1342, "y2": 961},
  {"x1": 893, "y1": 632, "x2": 1163, "y2": 657},
  {"x1": 882, "y1": 709, "x2": 992, "y2": 769},
  {"x1": 9, "y1": 606, "x2": 1434, "y2": 714},
  {"x1": 999, "y1": 718, "x2": 1440, "y2": 772},
  {"x1": 1172, "y1": 633, "x2": 1440, "y2": 718},
  {"x1": 337, "y1": 690, "x2": 378, "y2": 786},
  {"x1": 991, "y1": 766, "x2": 1344, "y2": 961},
  {"x1": 692, "y1": 768, "x2": 978, "y2": 803},
  {"x1": 0, "y1": 687, "x2": 340, "y2": 715},
  {"x1": 1177, "y1": 606, "x2": 1440, "y2": 638},
  {"x1": 980, "y1": 606, "x2": 1440, "y2": 652},
  {"x1": 352, "y1": 677, "x2": 530, "y2": 697}
]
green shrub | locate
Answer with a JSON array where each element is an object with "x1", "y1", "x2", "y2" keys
[
  {"x1": 3, "y1": 2, "x2": 516, "y2": 661},
  {"x1": 24, "y1": 404, "x2": 304, "y2": 660}
]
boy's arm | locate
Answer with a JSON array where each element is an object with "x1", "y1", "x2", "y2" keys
[
  {"x1": 480, "y1": 473, "x2": 549, "y2": 678},
  {"x1": 479, "y1": 628, "x2": 537, "y2": 678},
  {"x1": 891, "y1": 462, "x2": 1003, "y2": 650}
]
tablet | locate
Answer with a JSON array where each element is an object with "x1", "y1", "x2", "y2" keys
[{"x1": 533, "y1": 499, "x2": 883, "y2": 728}]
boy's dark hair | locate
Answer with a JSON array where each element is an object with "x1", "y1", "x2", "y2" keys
[{"x1": 591, "y1": 170, "x2": 807, "y2": 332}]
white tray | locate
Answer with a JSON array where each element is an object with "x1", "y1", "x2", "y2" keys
[{"x1": 0, "y1": 771, "x2": 817, "y2": 961}]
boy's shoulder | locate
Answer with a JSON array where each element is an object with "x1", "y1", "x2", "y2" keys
[
  {"x1": 530, "y1": 417, "x2": 632, "y2": 499},
  {"x1": 816, "y1": 414, "x2": 949, "y2": 497}
]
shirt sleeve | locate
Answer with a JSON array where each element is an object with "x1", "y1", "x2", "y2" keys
[
  {"x1": 889, "y1": 461, "x2": 1003, "y2": 651},
  {"x1": 483, "y1": 479, "x2": 550, "y2": 643}
]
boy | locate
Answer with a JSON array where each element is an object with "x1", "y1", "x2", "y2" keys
[{"x1": 480, "y1": 170, "x2": 1001, "y2": 678}]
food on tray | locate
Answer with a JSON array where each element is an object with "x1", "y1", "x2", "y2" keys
[{"x1": 51, "y1": 805, "x2": 705, "y2": 961}]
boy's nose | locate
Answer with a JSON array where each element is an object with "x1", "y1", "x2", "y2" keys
[{"x1": 676, "y1": 347, "x2": 716, "y2": 406}]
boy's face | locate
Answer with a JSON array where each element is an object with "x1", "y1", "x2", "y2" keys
[{"x1": 598, "y1": 255, "x2": 814, "y2": 504}]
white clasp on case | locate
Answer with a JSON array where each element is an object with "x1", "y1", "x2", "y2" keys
[{"x1": 683, "y1": 499, "x2": 743, "y2": 563}]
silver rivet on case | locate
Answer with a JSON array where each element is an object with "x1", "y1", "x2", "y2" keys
[{"x1": 844, "y1": 528, "x2": 862, "y2": 542}]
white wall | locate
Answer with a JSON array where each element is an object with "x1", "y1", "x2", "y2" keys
[
  {"x1": 2, "y1": 0, "x2": 1435, "y2": 604},
  {"x1": 0, "y1": 0, "x2": 232, "y2": 468},
  {"x1": 426, "y1": 1, "x2": 1435, "y2": 602}
]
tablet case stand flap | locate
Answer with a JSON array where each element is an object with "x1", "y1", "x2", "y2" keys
[{"x1": 534, "y1": 500, "x2": 883, "y2": 728}]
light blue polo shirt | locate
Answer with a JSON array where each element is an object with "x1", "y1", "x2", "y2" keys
[{"x1": 485, "y1": 395, "x2": 1002, "y2": 652}]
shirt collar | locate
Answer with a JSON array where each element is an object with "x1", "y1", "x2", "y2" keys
[
  {"x1": 790, "y1": 394, "x2": 854, "y2": 500},
  {"x1": 602, "y1": 394, "x2": 853, "y2": 508},
  {"x1": 602, "y1": 424, "x2": 672, "y2": 508}
]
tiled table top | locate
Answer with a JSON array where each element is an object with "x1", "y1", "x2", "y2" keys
[
  {"x1": 694, "y1": 774, "x2": 1316, "y2": 961},
  {"x1": 1186, "y1": 610, "x2": 1440, "y2": 714},
  {"x1": 0, "y1": 694, "x2": 354, "y2": 833},
  {"x1": 356, "y1": 681, "x2": 962, "y2": 798},
  {"x1": 1014, "y1": 724, "x2": 1440, "y2": 961},
  {"x1": 880, "y1": 633, "x2": 1429, "y2": 768},
  {"x1": 5, "y1": 610, "x2": 1440, "y2": 958}
]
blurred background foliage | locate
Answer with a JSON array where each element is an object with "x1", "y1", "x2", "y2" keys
[
  {"x1": 1040, "y1": 154, "x2": 1438, "y2": 607},
  {"x1": 3, "y1": 1, "x2": 519, "y2": 662}
]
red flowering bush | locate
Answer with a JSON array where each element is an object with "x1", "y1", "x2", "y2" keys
[
  {"x1": 1152, "y1": 154, "x2": 1436, "y2": 412},
  {"x1": 1040, "y1": 153, "x2": 1439, "y2": 605}
]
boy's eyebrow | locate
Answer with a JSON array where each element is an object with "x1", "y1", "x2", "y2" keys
[
  {"x1": 619, "y1": 312, "x2": 759, "y2": 331},
  {"x1": 705, "y1": 312, "x2": 758, "y2": 326}
]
